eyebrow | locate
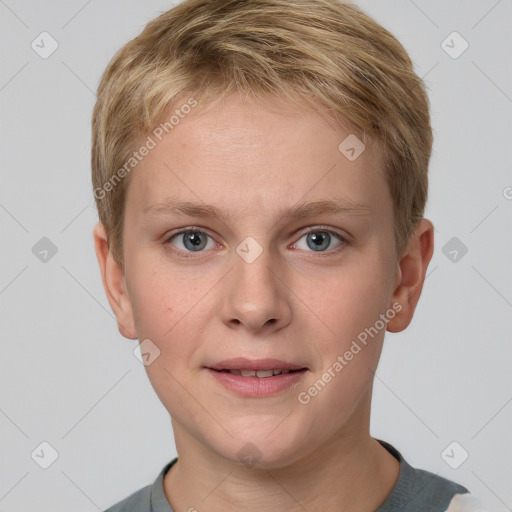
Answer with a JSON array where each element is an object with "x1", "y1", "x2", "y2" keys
[{"x1": 142, "y1": 198, "x2": 372, "y2": 224}]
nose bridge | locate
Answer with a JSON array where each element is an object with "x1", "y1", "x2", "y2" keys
[
  {"x1": 221, "y1": 235, "x2": 290, "y2": 331},
  {"x1": 234, "y1": 235, "x2": 279, "y2": 302}
]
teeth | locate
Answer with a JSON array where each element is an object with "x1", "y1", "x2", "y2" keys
[
  {"x1": 226, "y1": 369, "x2": 293, "y2": 377},
  {"x1": 256, "y1": 370, "x2": 274, "y2": 378}
]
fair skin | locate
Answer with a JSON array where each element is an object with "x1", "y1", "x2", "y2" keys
[{"x1": 94, "y1": 93, "x2": 434, "y2": 511}]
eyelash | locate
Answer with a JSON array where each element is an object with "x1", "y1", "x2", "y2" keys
[{"x1": 162, "y1": 226, "x2": 349, "y2": 258}]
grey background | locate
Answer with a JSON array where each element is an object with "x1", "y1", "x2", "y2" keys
[{"x1": 0, "y1": 0, "x2": 511, "y2": 510}]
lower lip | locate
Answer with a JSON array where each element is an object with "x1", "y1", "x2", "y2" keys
[{"x1": 206, "y1": 368, "x2": 307, "y2": 397}]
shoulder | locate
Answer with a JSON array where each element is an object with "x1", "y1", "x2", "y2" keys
[
  {"x1": 102, "y1": 458, "x2": 178, "y2": 512},
  {"x1": 103, "y1": 483, "x2": 152, "y2": 512},
  {"x1": 407, "y1": 464, "x2": 469, "y2": 505},
  {"x1": 376, "y1": 440, "x2": 489, "y2": 512}
]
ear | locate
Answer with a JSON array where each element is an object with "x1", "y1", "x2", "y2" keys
[
  {"x1": 386, "y1": 219, "x2": 435, "y2": 333},
  {"x1": 93, "y1": 222, "x2": 138, "y2": 339}
]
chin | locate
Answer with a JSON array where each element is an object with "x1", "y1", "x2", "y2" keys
[{"x1": 212, "y1": 425, "x2": 310, "y2": 470}]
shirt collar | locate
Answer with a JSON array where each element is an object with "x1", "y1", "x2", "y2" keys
[{"x1": 149, "y1": 458, "x2": 178, "y2": 512}]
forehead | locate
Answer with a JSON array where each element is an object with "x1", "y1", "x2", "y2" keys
[{"x1": 125, "y1": 94, "x2": 389, "y2": 221}]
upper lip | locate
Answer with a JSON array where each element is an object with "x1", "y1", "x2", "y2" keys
[{"x1": 208, "y1": 358, "x2": 307, "y2": 371}]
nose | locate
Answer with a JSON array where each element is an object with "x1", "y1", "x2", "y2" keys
[{"x1": 219, "y1": 240, "x2": 292, "y2": 334}]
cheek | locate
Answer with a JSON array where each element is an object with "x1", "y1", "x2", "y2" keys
[
  {"x1": 128, "y1": 250, "x2": 201, "y2": 337},
  {"x1": 295, "y1": 258, "x2": 393, "y2": 349},
  {"x1": 126, "y1": 263, "x2": 208, "y2": 413},
  {"x1": 294, "y1": 255, "x2": 393, "y2": 415},
  {"x1": 127, "y1": 256, "x2": 234, "y2": 397}
]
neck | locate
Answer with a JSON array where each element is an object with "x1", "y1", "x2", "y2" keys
[{"x1": 164, "y1": 397, "x2": 399, "y2": 511}]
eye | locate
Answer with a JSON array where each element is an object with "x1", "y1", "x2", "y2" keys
[
  {"x1": 292, "y1": 228, "x2": 347, "y2": 253},
  {"x1": 164, "y1": 226, "x2": 348, "y2": 257},
  {"x1": 166, "y1": 229, "x2": 217, "y2": 253}
]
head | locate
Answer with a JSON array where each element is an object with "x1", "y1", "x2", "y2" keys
[{"x1": 92, "y1": 0, "x2": 434, "y2": 468}]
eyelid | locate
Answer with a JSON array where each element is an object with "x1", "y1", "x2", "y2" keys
[
  {"x1": 296, "y1": 225, "x2": 349, "y2": 241},
  {"x1": 163, "y1": 226, "x2": 217, "y2": 242}
]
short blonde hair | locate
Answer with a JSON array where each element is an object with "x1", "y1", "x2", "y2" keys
[{"x1": 91, "y1": 0, "x2": 432, "y2": 269}]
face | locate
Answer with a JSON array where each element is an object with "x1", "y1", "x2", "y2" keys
[{"x1": 117, "y1": 94, "x2": 402, "y2": 468}]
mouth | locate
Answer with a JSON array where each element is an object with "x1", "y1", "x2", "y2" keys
[
  {"x1": 211, "y1": 368, "x2": 305, "y2": 377},
  {"x1": 207, "y1": 357, "x2": 308, "y2": 375},
  {"x1": 205, "y1": 358, "x2": 308, "y2": 397}
]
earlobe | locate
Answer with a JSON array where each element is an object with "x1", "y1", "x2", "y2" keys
[
  {"x1": 386, "y1": 219, "x2": 435, "y2": 333},
  {"x1": 93, "y1": 222, "x2": 138, "y2": 340}
]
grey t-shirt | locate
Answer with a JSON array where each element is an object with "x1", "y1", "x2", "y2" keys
[{"x1": 103, "y1": 440, "x2": 476, "y2": 512}]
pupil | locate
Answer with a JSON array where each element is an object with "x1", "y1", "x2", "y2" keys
[
  {"x1": 185, "y1": 232, "x2": 206, "y2": 251},
  {"x1": 308, "y1": 232, "x2": 329, "y2": 251}
]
